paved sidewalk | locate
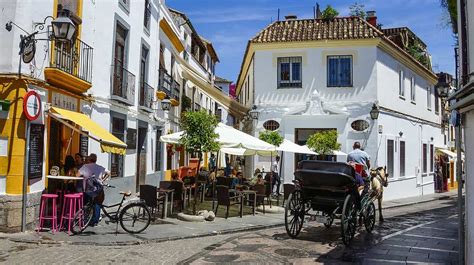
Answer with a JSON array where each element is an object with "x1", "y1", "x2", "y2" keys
[
  {"x1": 2, "y1": 211, "x2": 285, "y2": 246},
  {"x1": 0, "y1": 191, "x2": 457, "y2": 246}
]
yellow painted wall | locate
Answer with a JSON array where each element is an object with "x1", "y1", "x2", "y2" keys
[{"x1": 0, "y1": 77, "x2": 28, "y2": 194}]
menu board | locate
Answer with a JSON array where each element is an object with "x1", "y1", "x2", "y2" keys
[
  {"x1": 79, "y1": 133, "x2": 89, "y2": 156},
  {"x1": 28, "y1": 124, "x2": 44, "y2": 179}
]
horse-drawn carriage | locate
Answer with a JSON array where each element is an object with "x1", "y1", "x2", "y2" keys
[{"x1": 285, "y1": 160, "x2": 376, "y2": 245}]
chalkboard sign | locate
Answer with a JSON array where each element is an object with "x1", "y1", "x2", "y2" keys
[
  {"x1": 79, "y1": 134, "x2": 89, "y2": 156},
  {"x1": 126, "y1": 128, "x2": 137, "y2": 150},
  {"x1": 28, "y1": 124, "x2": 44, "y2": 179}
]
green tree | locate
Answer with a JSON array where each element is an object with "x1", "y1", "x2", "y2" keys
[
  {"x1": 349, "y1": 2, "x2": 365, "y2": 18},
  {"x1": 306, "y1": 130, "x2": 341, "y2": 155},
  {"x1": 259, "y1": 130, "x2": 283, "y2": 147},
  {"x1": 321, "y1": 5, "x2": 339, "y2": 20},
  {"x1": 440, "y1": 0, "x2": 457, "y2": 32},
  {"x1": 179, "y1": 110, "x2": 220, "y2": 214}
]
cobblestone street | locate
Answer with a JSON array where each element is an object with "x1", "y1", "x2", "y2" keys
[{"x1": 0, "y1": 195, "x2": 459, "y2": 264}]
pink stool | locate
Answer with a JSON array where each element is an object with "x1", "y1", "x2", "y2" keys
[
  {"x1": 37, "y1": 194, "x2": 59, "y2": 233},
  {"x1": 60, "y1": 193, "x2": 82, "y2": 234}
]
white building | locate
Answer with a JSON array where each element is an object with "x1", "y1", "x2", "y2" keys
[
  {"x1": 235, "y1": 14, "x2": 444, "y2": 201},
  {"x1": 0, "y1": 0, "x2": 246, "y2": 231},
  {"x1": 454, "y1": 0, "x2": 474, "y2": 263}
]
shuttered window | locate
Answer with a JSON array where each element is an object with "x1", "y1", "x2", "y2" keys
[{"x1": 327, "y1": 55, "x2": 352, "y2": 87}]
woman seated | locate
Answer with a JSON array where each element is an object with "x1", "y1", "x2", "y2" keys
[{"x1": 62, "y1": 155, "x2": 78, "y2": 192}]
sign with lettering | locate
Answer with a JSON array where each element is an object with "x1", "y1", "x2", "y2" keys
[
  {"x1": 79, "y1": 133, "x2": 89, "y2": 156},
  {"x1": 28, "y1": 124, "x2": 44, "y2": 179},
  {"x1": 52, "y1": 92, "x2": 78, "y2": 111},
  {"x1": 23, "y1": 91, "x2": 41, "y2": 121}
]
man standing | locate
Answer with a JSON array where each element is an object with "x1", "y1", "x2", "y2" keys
[
  {"x1": 272, "y1": 156, "x2": 281, "y2": 195},
  {"x1": 347, "y1": 142, "x2": 371, "y2": 175},
  {"x1": 209, "y1": 153, "x2": 216, "y2": 171},
  {"x1": 76, "y1": 153, "x2": 107, "y2": 226}
]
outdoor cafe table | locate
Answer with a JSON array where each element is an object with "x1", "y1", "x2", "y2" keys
[
  {"x1": 46, "y1": 175, "x2": 83, "y2": 194},
  {"x1": 157, "y1": 188, "x2": 174, "y2": 219},
  {"x1": 236, "y1": 189, "x2": 257, "y2": 215}
]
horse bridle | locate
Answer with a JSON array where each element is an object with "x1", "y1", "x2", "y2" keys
[{"x1": 370, "y1": 169, "x2": 388, "y2": 187}]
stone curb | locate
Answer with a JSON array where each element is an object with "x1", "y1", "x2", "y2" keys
[
  {"x1": 6, "y1": 221, "x2": 285, "y2": 247},
  {"x1": 381, "y1": 193, "x2": 456, "y2": 210}
]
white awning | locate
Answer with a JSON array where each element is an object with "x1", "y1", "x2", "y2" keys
[
  {"x1": 160, "y1": 123, "x2": 276, "y2": 152},
  {"x1": 221, "y1": 139, "x2": 317, "y2": 156}
]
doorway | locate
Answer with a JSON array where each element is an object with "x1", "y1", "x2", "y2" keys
[{"x1": 136, "y1": 122, "x2": 147, "y2": 191}]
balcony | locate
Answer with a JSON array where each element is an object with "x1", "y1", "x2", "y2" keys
[
  {"x1": 44, "y1": 38, "x2": 93, "y2": 94},
  {"x1": 111, "y1": 62, "x2": 136, "y2": 106},
  {"x1": 139, "y1": 81, "x2": 154, "y2": 111},
  {"x1": 158, "y1": 69, "x2": 180, "y2": 106}
]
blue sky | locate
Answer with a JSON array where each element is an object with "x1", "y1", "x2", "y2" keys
[{"x1": 168, "y1": 0, "x2": 456, "y2": 82}]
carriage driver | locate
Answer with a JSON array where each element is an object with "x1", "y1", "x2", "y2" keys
[{"x1": 347, "y1": 141, "x2": 371, "y2": 195}]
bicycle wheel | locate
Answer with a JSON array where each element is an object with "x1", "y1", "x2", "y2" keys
[
  {"x1": 72, "y1": 204, "x2": 94, "y2": 235},
  {"x1": 119, "y1": 202, "x2": 151, "y2": 234}
]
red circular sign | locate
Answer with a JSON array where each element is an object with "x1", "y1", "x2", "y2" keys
[{"x1": 23, "y1": 91, "x2": 41, "y2": 121}]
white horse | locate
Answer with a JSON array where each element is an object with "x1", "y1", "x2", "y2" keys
[{"x1": 370, "y1": 166, "x2": 389, "y2": 222}]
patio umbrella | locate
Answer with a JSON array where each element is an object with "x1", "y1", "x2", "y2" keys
[
  {"x1": 160, "y1": 123, "x2": 276, "y2": 152},
  {"x1": 221, "y1": 139, "x2": 316, "y2": 156}
]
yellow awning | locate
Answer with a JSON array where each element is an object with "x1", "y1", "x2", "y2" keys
[{"x1": 49, "y1": 107, "x2": 127, "y2": 155}]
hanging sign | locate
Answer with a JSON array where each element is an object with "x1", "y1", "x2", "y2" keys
[
  {"x1": 23, "y1": 91, "x2": 41, "y2": 121},
  {"x1": 20, "y1": 35, "x2": 36, "y2": 64},
  {"x1": 351, "y1": 119, "x2": 370, "y2": 132}
]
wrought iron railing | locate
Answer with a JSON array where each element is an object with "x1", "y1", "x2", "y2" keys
[
  {"x1": 50, "y1": 38, "x2": 93, "y2": 83},
  {"x1": 111, "y1": 60, "x2": 135, "y2": 105},
  {"x1": 158, "y1": 69, "x2": 179, "y2": 100},
  {"x1": 139, "y1": 81, "x2": 154, "y2": 109}
]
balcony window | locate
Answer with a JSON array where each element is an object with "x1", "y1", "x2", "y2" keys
[
  {"x1": 410, "y1": 76, "x2": 416, "y2": 103},
  {"x1": 111, "y1": 114, "x2": 125, "y2": 178},
  {"x1": 327, "y1": 55, "x2": 352, "y2": 87},
  {"x1": 278, "y1": 57, "x2": 302, "y2": 88},
  {"x1": 398, "y1": 69, "x2": 405, "y2": 97},
  {"x1": 111, "y1": 23, "x2": 134, "y2": 105},
  {"x1": 435, "y1": 88, "x2": 440, "y2": 113},
  {"x1": 427, "y1": 86, "x2": 432, "y2": 110},
  {"x1": 143, "y1": 0, "x2": 151, "y2": 30},
  {"x1": 387, "y1": 139, "x2": 394, "y2": 178}
]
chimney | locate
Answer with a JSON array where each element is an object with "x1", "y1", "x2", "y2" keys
[
  {"x1": 366, "y1": 11, "x2": 377, "y2": 27},
  {"x1": 285, "y1": 14, "x2": 297, "y2": 20}
]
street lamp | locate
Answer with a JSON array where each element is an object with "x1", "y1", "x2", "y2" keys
[
  {"x1": 370, "y1": 103, "x2": 380, "y2": 120},
  {"x1": 248, "y1": 105, "x2": 259, "y2": 120},
  {"x1": 161, "y1": 98, "x2": 171, "y2": 111},
  {"x1": 51, "y1": 16, "x2": 76, "y2": 41},
  {"x1": 435, "y1": 72, "x2": 451, "y2": 98}
]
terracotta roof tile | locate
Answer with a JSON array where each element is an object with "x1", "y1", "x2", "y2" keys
[{"x1": 251, "y1": 17, "x2": 382, "y2": 43}]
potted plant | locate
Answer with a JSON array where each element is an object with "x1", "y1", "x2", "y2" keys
[
  {"x1": 306, "y1": 130, "x2": 341, "y2": 161},
  {"x1": 179, "y1": 109, "x2": 220, "y2": 214},
  {"x1": 156, "y1": 90, "x2": 166, "y2": 100}
]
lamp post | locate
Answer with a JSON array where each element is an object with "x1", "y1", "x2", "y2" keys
[
  {"x1": 6, "y1": 12, "x2": 76, "y2": 76},
  {"x1": 370, "y1": 103, "x2": 380, "y2": 120}
]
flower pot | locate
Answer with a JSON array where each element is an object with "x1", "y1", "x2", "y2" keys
[
  {"x1": 156, "y1": 91, "x2": 166, "y2": 100},
  {"x1": 170, "y1": 98, "x2": 179, "y2": 106}
]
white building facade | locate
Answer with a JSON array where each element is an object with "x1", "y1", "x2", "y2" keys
[
  {"x1": 236, "y1": 15, "x2": 444, "y2": 201},
  {"x1": 0, "y1": 0, "x2": 246, "y2": 230}
]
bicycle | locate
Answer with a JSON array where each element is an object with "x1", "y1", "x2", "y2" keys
[{"x1": 71, "y1": 183, "x2": 151, "y2": 234}]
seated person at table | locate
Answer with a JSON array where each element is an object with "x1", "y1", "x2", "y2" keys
[
  {"x1": 75, "y1": 153, "x2": 84, "y2": 170},
  {"x1": 256, "y1": 174, "x2": 265, "y2": 185},
  {"x1": 182, "y1": 169, "x2": 196, "y2": 186},
  {"x1": 62, "y1": 155, "x2": 78, "y2": 192}
]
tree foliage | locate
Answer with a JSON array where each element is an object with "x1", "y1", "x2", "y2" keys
[
  {"x1": 259, "y1": 130, "x2": 283, "y2": 147},
  {"x1": 306, "y1": 130, "x2": 341, "y2": 155},
  {"x1": 179, "y1": 110, "x2": 220, "y2": 155},
  {"x1": 440, "y1": 0, "x2": 457, "y2": 32},
  {"x1": 349, "y1": 2, "x2": 365, "y2": 18},
  {"x1": 321, "y1": 5, "x2": 339, "y2": 20}
]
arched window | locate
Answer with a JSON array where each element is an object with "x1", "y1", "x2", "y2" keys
[{"x1": 263, "y1": 120, "x2": 280, "y2": 131}]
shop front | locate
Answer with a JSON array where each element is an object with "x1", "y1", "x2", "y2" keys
[{"x1": 0, "y1": 75, "x2": 125, "y2": 232}]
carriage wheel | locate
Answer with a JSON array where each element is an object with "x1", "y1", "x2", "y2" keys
[
  {"x1": 323, "y1": 213, "x2": 334, "y2": 228},
  {"x1": 364, "y1": 202, "x2": 376, "y2": 233},
  {"x1": 341, "y1": 194, "x2": 357, "y2": 245},
  {"x1": 285, "y1": 190, "x2": 305, "y2": 238}
]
